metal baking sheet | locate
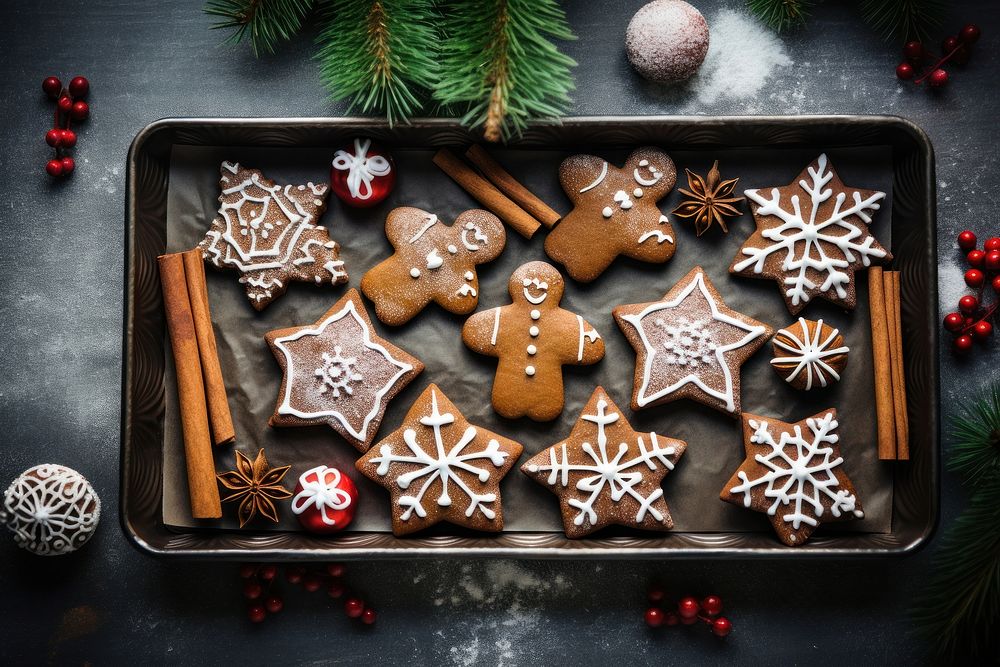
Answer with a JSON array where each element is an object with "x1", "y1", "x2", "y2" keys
[{"x1": 121, "y1": 117, "x2": 938, "y2": 558}]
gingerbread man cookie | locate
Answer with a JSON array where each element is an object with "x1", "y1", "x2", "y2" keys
[
  {"x1": 462, "y1": 261, "x2": 605, "y2": 421},
  {"x1": 544, "y1": 147, "x2": 677, "y2": 282},
  {"x1": 361, "y1": 207, "x2": 506, "y2": 326}
]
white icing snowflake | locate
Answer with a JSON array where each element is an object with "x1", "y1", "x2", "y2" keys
[
  {"x1": 656, "y1": 316, "x2": 717, "y2": 367},
  {"x1": 527, "y1": 399, "x2": 677, "y2": 527},
  {"x1": 771, "y1": 318, "x2": 850, "y2": 390},
  {"x1": 734, "y1": 153, "x2": 886, "y2": 308},
  {"x1": 730, "y1": 412, "x2": 863, "y2": 533},
  {"x1": 314, "y1": 345, "x2": 363, "y2": 397},
  {"x1": 372, "y1": 389, "x2": 510, "y2": 522}
]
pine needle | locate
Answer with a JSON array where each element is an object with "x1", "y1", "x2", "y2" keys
[
  {"x1": 745, "y1": 0, "x2": 813, "y2": 32},
  {"x1": 860, "y1": 0, "x2": 946, "y2": 41},
  {"x1": 948, "y1": 382, "x2": 1000, "y2": 488},
  {"x1": 205, "y1": 0, "x2": 314, "y2": 56}
]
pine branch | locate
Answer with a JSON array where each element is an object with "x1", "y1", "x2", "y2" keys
[
  {"x1": 205, "y1": 0, "x2": 314, "y2": 56},
  {"x1": 860, "y1": 0, "x2": 946, "y2": 41},
  {"x1": 948, "y1": 382, "x2": 1000, "y2": 487},
  {"x1": 435, "y1": 0, "x2": 576, "y2": 142},
  {"x1": 745, "y1": 0, "x2": 813, "y2": 32},
  {"x1": 316, "y1": 0, "x2": 438, "y2": 125}
]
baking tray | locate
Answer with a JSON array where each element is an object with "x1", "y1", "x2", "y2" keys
[{"x1": 121, "y1": 116, "x2": 938, "y2": 559}]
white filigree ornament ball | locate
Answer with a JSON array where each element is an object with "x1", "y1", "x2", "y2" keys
[{"x1": 1, "y1": 464, "x2": 101, "y2": 556}]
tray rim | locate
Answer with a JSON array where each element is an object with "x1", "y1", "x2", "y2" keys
[{"x1": 121, "y1": 114, "x2": 939, "y2": 560}]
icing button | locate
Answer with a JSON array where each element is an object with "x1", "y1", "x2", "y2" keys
[
  {"x1": 529, "y1": 326, "x2": 540, "y2": 337},
  {"x1": 527, "y1": 345, "x2": 537, "y2": 355},
  {"x1": 525, "y1": 365, "x2": 536, "y2": 376},
  {"x1": 530, "y1": 309, "x2": 541, "y2": 320}
]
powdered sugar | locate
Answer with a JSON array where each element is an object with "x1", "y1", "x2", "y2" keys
[{"x1": 626, "y1": 0, "x2": 710, "y2": 83}]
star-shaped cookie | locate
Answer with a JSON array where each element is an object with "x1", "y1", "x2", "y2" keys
[
  {"x1": 521, "y1": 387, "x2": 686, "y2": 538},
  {"x1": 265, "y1": 289, "x2": 423, "y2": 452},
  {"x1": 729, "y1": 153, "x2": 891, "y2": 314},
  {"x1": 720, "y1": 409, "x2": 865, "y2": 546},
  {"x1": 199, "y1": 161, "x2": 349, "y2": 310},
  {"x1": 613, "y1": 266, "x2": 772, "y2": 416},
  {"x1": 355, "y1": 384, "x2": 523, "y2": 536}
]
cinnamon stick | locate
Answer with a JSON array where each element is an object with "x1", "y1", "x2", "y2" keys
[
  {"x1": 182, "y1": 249, "x2": 235, "y2": 447},
  {"x1": 433, "y1": 148, "x2": 541, "y2": 239},
  {"x1": 465, "y1": 144, "x2": 562, "y2": 228},
  {"x1": 868, "y1": 267, "x2": 896, "y2": 460},
  {"x1": 158, "y1": 253, "x2": 222, "y2": 519},
  {"x1": 888, "y1": 271, "x2": 910, "y2": 460}
]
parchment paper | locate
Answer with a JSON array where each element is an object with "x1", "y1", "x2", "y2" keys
[{"x1": 162, "y1": 143, "x2": 894, "y2": 537}]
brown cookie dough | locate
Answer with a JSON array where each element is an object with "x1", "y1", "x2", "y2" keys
[
  {"x1": 360, "y1": 207, "x2": 506, "y2": 326},
  {"x1": 264, "y1": 289, "x2": 423, "y2": 452},
  {"x1": 462, "y1": 261, "x2": 604, "y2": 421},
  {"x1": 771, "y1": 318, "x2": 850, "y2": 391},
  {"x1": 521, "y1": 387, "x2": 687, "y2": 538},
  {"x1": 199, "y1": 161, "x2": 348, "y2": 310},
  {"x1": 355, "y1": 384, "x2": 524, "y2": 536},
  {"x1": 544, "y1": 147, "x2": 677, "y2": 282},
  {"x1": 613, "y1": 266, "x2": 772, "y2": 416},
  {"x1": 720, "y1": 409, "x2": 865, "y2": 546}
]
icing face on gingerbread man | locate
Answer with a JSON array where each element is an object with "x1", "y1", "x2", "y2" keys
[
  {"x1": 544, "y1": 147, "x2": 678, "y2": 283},
  {"x1": 361, "y1": 207, "x2": 506, "y2": 326},
  {"x1": 462, "y1": 261, "x2": 604, "y2": 421}
]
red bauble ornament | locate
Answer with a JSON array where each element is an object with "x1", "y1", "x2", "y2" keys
[
  {"x1": 943, "y1": 312, "x2": 964, "y2": 332},
  {"x1": 290, "y1": 465, "x2": 358, "y2": 534},
  {"x1": 42, "y1": 76, "x2": 62, "y2": 99},
  {"x1": 361, "y1": 608, "x2": 377, "y2": 625},
  {"x1": 974, "y1": 320, "x2": 993, "y2": 340},
  {"x1": 959, "y1": 295, "x2": 979, "y2": 314},
  {"x1": 330, "y1": 138, "x2": 395, "y2": 207},
  {"x1": 45, "y1": 129, "x2": 63, "y2": 147},
  {"x1": 265, "y1": 595, "x2": 284, "y2": 614},
  {"x1": 248, "y1": 604, "x2": 267, "y2": 623},
  {"x1": 60, "y1": 129, "x2": 77, "y2": 148},
  {"x1": 644, "y1": 607, "x2": 665, "y2": 628},
  {"x1": 895, "y1": 63, "x2": 914, "y2": 80},
  {"x1": 985, "y1": 251, "x2": 1000, "y2": 272},
  {"x1": 903, "y1": 40, "x2": 924, "y2": 61},
  {"x1": 954, "y1": 334, "x2": 974, "y2": 353},
  {"x1": 677, "y1": 596, "x2": 700, "y2": 619},
  {"x1": 60, "y1": 157, "x2": 75, "y2": 175},
  {"x1": 701, "y1": 595, "x2": 723, "y2": 617},
  {"x1": 712, "y1": 617, "x2": 733, "y2": 637},
  {"x1": 70, "y1": 100, "x2": 89, "y2": 120},
  {"x1": 965, "y1": 269, "x2": 985, "y2": 288},
  {"x1": 344, "y1": 598, "x2": 365, "y2": 618},
  {"x1": 958, "y1": 230, "x2": 977, "y2": 251},
  {"x1": 69, "y1": 76, "x2": 89, "y2": 98},
  {"x1": 967, "y1": 249, "x2": 986, "y2": 268},
  {"x1": 960, "y1": 24, "x2": 981, "y2": 44},
  {"x1": 57, "y1": 95, "x2": 73, "y2": 114},
  {"x1": 45, "y1": 159, "x2": 63, "y2": 177},
  {"x1": 928, "y1": 69, "x2": 949, "y2": 88},
  {"x1": 984, "y1": 237, "x2": 1000, "y2": 252}
]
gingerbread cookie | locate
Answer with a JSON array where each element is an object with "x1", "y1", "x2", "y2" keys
[
  {"x1": 730, "y1": 153, "x2": 891, "y2": 314},
  {"x1": 462, "y1": 261, "x2": 604, "y2": 421},
  {"x1": 771, "y1": 318, "x2": 850, "y2": 391},
  {"x1": 198, "y1": 162, "x2": 348, "y2": 310},
  {"x1": 264, "y1": 289, "x2": 424, "y2": 452},
  {"x1": 544, "y1": 147, "x2": 677, "y2": 282},
  {"x1": 355, "y1": 384, "x2": 524, "y2": 536},
  {"x1": 360, "y1": 207, "x2": 506, "y2": 326},
  {"x1": 521, "y1": 387, "x2": 686, "y2": 538},
  {"x1": 613, "y1": 266, "x2": 772, "y2": 416},
  {"x1": 720, "y1": 409, "x2": 864, "y2": 546}
]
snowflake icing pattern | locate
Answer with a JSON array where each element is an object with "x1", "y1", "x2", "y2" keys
[
  {"x1": 656, "y1": 316, "x2": 718, "y2": 367},
  {"x1": 730, "y1": 412, "x2": 863, "y2": 533},
  {"x1": 314, "y1": 346, "x2": 363, "y2": 397},
  {"x1": 732, "y1": 153, "x2": 888, "y2": 311}
]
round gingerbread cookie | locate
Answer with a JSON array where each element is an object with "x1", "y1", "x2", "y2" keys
[
  {"x1": 770, "y1": 318, "x2": 850, "y2": 391},
  {"x1": 626, "y1": 0, "x2": 710, "y2": 83}
]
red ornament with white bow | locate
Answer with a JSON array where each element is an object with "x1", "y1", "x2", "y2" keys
[
  {"x1": 290, "y1": 465, "x2": 358, "y2": 533},
  {"x1": 330, "y1": 138, "x2": 396, "y2": 207}
]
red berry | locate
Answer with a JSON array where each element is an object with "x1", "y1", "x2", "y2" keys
[
  {"x1": 286, "y1": 567, "x2": 304, "y2": 584},
  {"x1": 45, "y1": 129, "x2": 63, "y2": 147},
  {"x1": 42, "y1": 76, "x2": 62, "y2": 99},
  {"x1": 928, "y1": 69, "x2": 949, "y2": 88},
  {"x1": 985, "y1": 238, "x2": 1000, "y2": 252},
  {"x1": 965, "y1": 269, "x2": 985, "y2": 288},
  {"x1": 960, "y1": 24, "x2": 981, "y2": 44},
  {"x1": 344, "y1": 598, "x2": 365, "y2": 618},
  {"x1": 903, "y1": 40, "x2": 924, "y2": 61},
  {"x1": 303, "y1": 574, "x2": 322, "y2": 593},
  {"x1": 60, "y1": 157, "x2": 75, "y2": 175},
  {"x1": 243, "y1": 580, "x2": 263, "y2": 600},
  {"x1": 239, "y1": 564, "x2": 257, "y2": 579},
  {"x1": 265, "y1": 595, "x2": 283, "y2": 614},
  {"x1": 959, "y1": 295, "x2": 979, "y2": 314},
  {"x1": 69, "y1": 76, "x2": 89, "y2": 98},
  {"x1": 327, "y1": 579, "x2": 346, "y2": 599},
  {"x1": 259, "y1": 564, "x2": 277, "y2": 581},
  {"x1": 958, "y1": 230, "x2": 977, "y2": 251},
  {"x1": 57, "y1": 95, "x2": 73, "y2": 113},
  {"x1": 968, "y1": 250, "x2": 986, "y2": 268},
  {"x1": 678, "y1": 596, "x2": 700, "y2": 619},
  {"x1": 664, "y1": 611, "x2": 680, "y2": 626},
  {"x1": 943, "y1": 312, "x2": 964, "y2": 332},
  {"x1": 895, "y1": 63, "x2": 914, "y2": 80},
  {"x1": 712, "y1": 617, "x2": 733, "y2": 637},
  {"x1": 986, "y1": 251, "x2": 1000, "y2": 272},
  {"x1": 60, "y1": 129, "x2": 77, "y2": 148},
  {"x1": 647, "y1": 585, "x2": 665, "y2": 604},
  {"x1": 71, "y1": 100, "x2": 89, "y2": 120},
  {"x1": 993, "y1": 275, "x2": 1000, "y2": 293},
  {"x1": 644, "y1": 607, "x2": 664, "y2": 628},
  {"x1": 701, "y1": 595, "x2": 723, "y2": 617},
  {"x1": 361, "y1": 608, "x2": 377, "y2": 625},
  {"x1": 974, "y1": 320, "x2": 993, "y2": 340},
  {"x1": 326, "y1": 563, "x2": 346, "y2": 578},
  {"x1": 45, "y1": 159, "x2": 63, "y2": 177},
  {"x1": 954, "y1": 334, "x2": 974, "y2": 353},
  {"x1": 248, "y1": 604, "x2": 266, "y2": 623},
  {"x1": 942, "y1": 36, "x2": 961, "y2": 53}
]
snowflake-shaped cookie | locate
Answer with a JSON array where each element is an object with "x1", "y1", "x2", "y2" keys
[
  {"x1": 265, "y1": 289, "x2": 423, "y2": 452},
  {"x1": 720, "y1": 409, "x2": 864, "y2": 546},
  {"x1": 614, "y1": 266, "x2": 773, "y2": 416},
  {"x1": 729, "y1": 153, "x2": 891, "y2": 314},
  {"x1": 355, "y1": 384, "x2": 524, "y2": 535},
  {"x1": 522, "y1": 387, "x2": 686, "y2": 538}
]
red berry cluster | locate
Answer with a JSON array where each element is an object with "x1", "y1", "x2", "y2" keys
[
  {"x1": 41, "y1": 75, "x2": 90, "y2": 178},
  {"x1": 240, "y1": 562, "x2": 376, "y2": 626},
  {"x1": 943, "y1": 231, "x2": 1000, "y2": 354},
  {"x1": 895, "y1": 24, "x2": 980, "y2": 88},
  {"x1": 643, "y1": 585, "x2": 732, "y2": 638}
]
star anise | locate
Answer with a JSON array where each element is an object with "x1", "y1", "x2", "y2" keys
[
  {"x1": 217, "y1": 449, "x2": 292, "y2": 528},
  {"x1": 671, "y1": 160, "x2": 744, "y2": 236}
]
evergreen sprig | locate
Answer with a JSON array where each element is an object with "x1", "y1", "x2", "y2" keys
[
  {"x1": 435, "y1": 0, "x2": 576, "y2": 142},
  {"x1": 745, "y1": 0, "x2": 813, "y2": 32},
  {"x1": 948, "y1": 382, "x2": 1000, "y2": 488},
  {"x1": 205, "y1": 0, "x2": 314, "y2": 55},
  {"x1": 860, "y1": 0, "x2": 946, "y2": 41},
  {"x1": 315, "y1": 0, "x2": 439, "y2": 125}
]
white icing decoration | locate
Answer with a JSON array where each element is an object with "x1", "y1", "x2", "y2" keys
[
  {"x1": 527, "y1": 345, "x2": 537, "y2": 355},
  {"x1": 602, "y1": 207, "x2": 614, "y2": 218},
  {"x1": 410, "y1": 268, "x2": 421, "y2": 278},
  {"x1": 331, "y1": 138, "x2": 392, "y2": 200},
  {"x1": 464, "y1": 271, "x2": 475, "y2": 281},
  {"x1": 638, "y1": 230, "x2": 674, "y2": 245},
  {"x1": 490, "y1": 308, "x2": 501, "y2": 346},
  {"x1": 462, "y1": 222, "x2": 488, "y2": 251},
  {"x1": 633, "y1": 165, "x2": 661, "y2": 186},
  {"x1": 529, "y1": 326, "x2": 540, "y2": 337},
  {"x1": 638, "y1": 160, "x2": 648, "y2": 167},
  {"x1": 620, "y1": 271, "x2": 768, "y2": 412},
  {"x1": 735, "y1": 153, "x2": 887, "y2": 307},
  {"x1": 425, "y1": 249, "x2": 444, "y2": 269},
  {"x1": 729, "y1": 412, "x2": 863, "y2": 529},
  {"x1": 576, "y1": 314, "x2": 601, "y2": 362},
  {"x1": 323, "y1": 259, "x2": 345, "y2": 278},
  {"x1": 656, "y1": 316, "x2": 717, "y2": 367},
  {"x1": 771, "y1": 318, "x2": 850, "y2": 390},
  {"x1": 409, "y1": 214, "x2": 439, "y2": 243},
  {"x1": 293, "y1": 238, "x2": 325, "y2": 265},
  {"x1": 457, "y1": 284, "x2": 477, "y2": 297},
  {"x1": 634, "y1": 188, "x2": 643, "y2": 198},
  {"x1": 614, "y1": 190, "x2": 634, "y2": 210},
  {"x1": 371, "y1": 389, "x2": 509, "y2": 521},
  {"x1": 273, "y1": 300, "x2": 413, "y2": 441},
  {"x1": 578, "y1": 161, "x2": 608, "y2": 193},
  {"x1": 522, "y1": 278, "x2": 549, "y2": 305},
  {"x1": 222, "y1": 161, "x2": 238, "y2": 174},
  {"x1": 314, "y1": 345, "x2": 363, "y2": 397},
  {"x1": 1, "y1": 464, "x2": 101, "y2": 556},
  {"x1": 530, "y1": 309, "x2": 541, "y2": 320},
  {"x1": 448, "y1": 245, "x2": 458, "y2": 254},
  {"x1": 525, "y1": 365, "x2": 536, "y2": 376},
  {"x1": 526, "y1": 399, "x2": 675, "y2": 526},
  {"x1": 290, "y1": 466, "x2": 352, "y2": 526}
]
